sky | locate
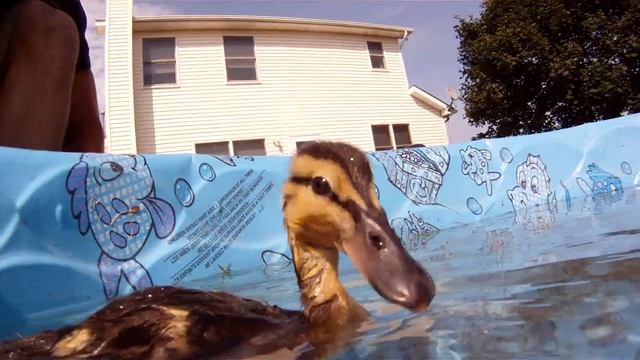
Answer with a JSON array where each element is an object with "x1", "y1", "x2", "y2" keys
[{"x1": 84, "y1": 0, "x2": 485, "y2": 143}]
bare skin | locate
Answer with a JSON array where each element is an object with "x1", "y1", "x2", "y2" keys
[
  {"x1": 0, "y1": 0, "x2": 103, "y2": 152},
  {"x1": 63, "y1": 69, "x2": 104, "y2": 153}
]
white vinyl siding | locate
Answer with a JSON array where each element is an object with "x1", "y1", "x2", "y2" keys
[{"x1": 130, "y1": 30, "x2": 448, "y2": 154}]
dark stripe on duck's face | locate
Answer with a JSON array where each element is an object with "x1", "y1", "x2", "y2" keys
[
  {"x1": 294, "y1": 142, "x2": 375, "y2": 205},
  {"x1": 288, "y1": 176, "x2": 362, "y2": 222}
]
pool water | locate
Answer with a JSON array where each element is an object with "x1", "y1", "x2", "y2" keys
[{"x1": 184, "y1": 188, "x2": 640, "y2": 359}]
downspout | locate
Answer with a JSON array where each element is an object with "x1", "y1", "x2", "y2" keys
[{"x1": 400, "y1": 30, "x2": 409, "y2": 49}]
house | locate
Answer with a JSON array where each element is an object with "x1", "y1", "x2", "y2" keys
[{"x1": 97, "y1": 0, "x2": 451, "y2": 155}]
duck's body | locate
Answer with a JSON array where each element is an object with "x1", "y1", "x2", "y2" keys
[
  {"x1": 0, "y1": 141, "x2": 435, "y2": 359},
  {"x1": 2, "y1": 287, "x2": 307, "y2": 359}
]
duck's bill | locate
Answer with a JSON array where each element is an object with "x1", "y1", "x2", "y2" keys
[{"x1": 341, "y1": 211, "x2": 436, "y2": 311}]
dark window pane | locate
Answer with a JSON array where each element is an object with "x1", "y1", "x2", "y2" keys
[
  {"x1": 226, "y1": 66, "x2": 257, "y2": 81},
  {"x1": 143, "y1": 62, "x2": 175, "y2": 76},
  {"x1": 367, "y1": 41, "x2": 383, "y2": 55},
  {"x1": 223, "y1": 36, "x2": 255, "y2": 58},
  {"x1": 233, "y1": 139, "x2": 266, "y2": 156},
  {"x1": 393, "y1": 124, "x2": 411, "y2": 146},
  {"x1": 296, "y1": 141, "x2": 313, "y2": 150},
  {"x1": 226, "y1": 58, "x2": 255, "y2": 68},
  {"x1": 142, "y1": 38, "x2": 176, "y2": 86},
  {"x1": 143, "y1": 62, "x2": 176, "y2": 86},
  {"x1": 372, "y1": 125, "x2": 392, "y2": 149},
  {"x1": 143, "y1": 38, "x2": 175, "y2": 61},
  {"x1": 143, "y1": 71, "x2": 176, "y2": 86},
  {"x1": 370, "y1": 55, "x2": 385, "y2": 69},
  {"x1": 195, "y1": 142, "x2": 229, "y2": 155}
]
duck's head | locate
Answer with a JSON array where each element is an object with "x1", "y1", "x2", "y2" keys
[{"x1": 282, "y1": 141, "x2": 435, "y2": 312}]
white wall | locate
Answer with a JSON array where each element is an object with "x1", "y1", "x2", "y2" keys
[{"x1": 129, "y1": 29, "x2": 449, "y2": 154}]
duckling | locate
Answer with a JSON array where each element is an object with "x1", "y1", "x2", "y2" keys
[{"x1": 0, "y1": 141, "x2": 436, "y2": 360}]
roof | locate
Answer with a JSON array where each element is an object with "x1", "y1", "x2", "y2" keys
[
  {"x1": 408, "y1": 85, "x2": 452, "y2": 117},
  {"x1": 95, "y1": 15, "x2": 413, "y2": 39}
]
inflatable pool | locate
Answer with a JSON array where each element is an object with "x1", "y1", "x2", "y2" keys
[{"x1": 1, "y1": 113, "x2": 639, "y2": 358}]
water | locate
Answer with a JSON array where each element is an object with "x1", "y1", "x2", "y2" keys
[
  {"x1": 184, "y1": 190, "x2": 640, "y2": 359},
  {"x1": 4, "y1": 190, "x2": 640, "y2": 358}
]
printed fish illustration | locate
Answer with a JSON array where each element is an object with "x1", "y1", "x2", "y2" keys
[
  {"x1": 66, "y1": 154, "x2": 176, "y2": 299},
  {"x1": 507, "y1": 154, "x2": 557, "y2": 231},
  {"x1": 460, "y1": 146, "x2": 501, "y2": 196},
  {"x1": 391, "y1": 211, "x2": 439, "y2": 250},
  {"x1": 576, "y1": 163, "x2": 624, "y2": 200}
]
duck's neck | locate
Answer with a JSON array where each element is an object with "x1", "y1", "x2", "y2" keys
[{"x1": 290, "y1": 234, "x2": 369, "y2": 327}]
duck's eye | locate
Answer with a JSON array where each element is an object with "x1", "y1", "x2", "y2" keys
[
  {"x1": 370, "y1": 234, "x2": 385, "y2": 250},
  {"x1": 311, "y1": 176, "x2": 331, "y2": 196}
]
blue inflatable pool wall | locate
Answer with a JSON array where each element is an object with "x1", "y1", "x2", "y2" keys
[{"x1": 1, "y1": 113, "x2": 639, "y2": 338}]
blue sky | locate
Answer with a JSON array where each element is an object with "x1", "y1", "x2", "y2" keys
[{"x1": 86, "y1": 0, "x2": 484, "y2": 143}]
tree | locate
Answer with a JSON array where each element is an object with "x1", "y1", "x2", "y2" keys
[{"x1": 455, "y1": 0, "x2": 640, "y2": 139}]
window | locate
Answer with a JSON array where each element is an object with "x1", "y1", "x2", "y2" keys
[
  {"x1": 372, "y1": 125, "x2": 393, "y2": 151},
  {"x1": 367, "y1": 41, "x2": 386, "y2": 69},
  {"x1": 296, "y1": 141, "x2": 314, "y2": 150},
  {"x1": 233, "y1": 139, "x2": 266, "y2": 156},
  {"x1": 195, "y1": 141, "x2": 229, "y2": 155},
  {"x1": 393, "y1": 124, "x2": 412, "y2": 148},
  {"x1": 195, "y1": 139, "x2": 266, "y2": 156},
  {"x1": 371, "y1": 124, "x2": 413, "y2": 151},
  {"x1": 223, "y1": 36, "x2": 257, "y2": 81},
  {"x1": 142, "y1": 38, "x2": 176, "y2": 86}
]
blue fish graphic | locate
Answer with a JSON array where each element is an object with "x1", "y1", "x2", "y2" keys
[
  {"x1": 66, "y1": 154, "x2": 176, "y2": 299},
  {"x1": 460, "y1": 146, "x2": 501, "y2": 196}
]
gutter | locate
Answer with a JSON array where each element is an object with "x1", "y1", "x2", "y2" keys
[
  {"x1": 95, "y1": 16, "x2": 414, "y2": 39},
  {"x1": 408, "y1": 85, "x2": 452, "y2": 118},
  {"x1": 129, "y1": 15, "x2": 414, "y2": 39},
  {"x1": 400, "y1": 30, "x2": 409, "y2": 49}
]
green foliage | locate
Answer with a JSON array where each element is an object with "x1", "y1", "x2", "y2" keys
[{"x1": 455, "y1": 0, "x2": 640, "y2": 139}]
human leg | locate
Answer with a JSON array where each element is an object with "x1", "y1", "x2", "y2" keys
[
  {"x1": 0, "y1": 0, "x2": 79, "y2": 151},
  {"x1": 63, "y1": 68, "x2": 105, "y2": 153}
]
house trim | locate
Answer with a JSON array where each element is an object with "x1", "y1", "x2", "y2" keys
[
  {"x1": 96, "y1": 15, "x2": 414, "y2": 39},
  {"x1": 408, "y1": 85, "x2": 452, "y2": 117}
]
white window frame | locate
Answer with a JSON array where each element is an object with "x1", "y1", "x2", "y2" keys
[
  {"x1": 194, "y1": 139, "x2": 266, "y2": 156},
  {"x1": 371, "y1": 124, "x2": 413, "y2": 151},
  {"x1": 391, "y1": 124, "x2": 413, "y2": 148},
  {"x1": 232, "y1": 138, "x2": 267, "y2": 156},
  {"x1": 288, "y1": 135, "x2": 322, "y2": 154},
  {"x1": 367, "y1": 41, "x2": 387, "y2": 71},
  {"x1": 194, "y1": 141, "x2": 231, "y2": 156},
  {"x1": 141, "y1": 36, "x2": 179, "y2": 88},
  {"x1": 223, "y1": 35, "x2": 261, "y2": 84}
]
